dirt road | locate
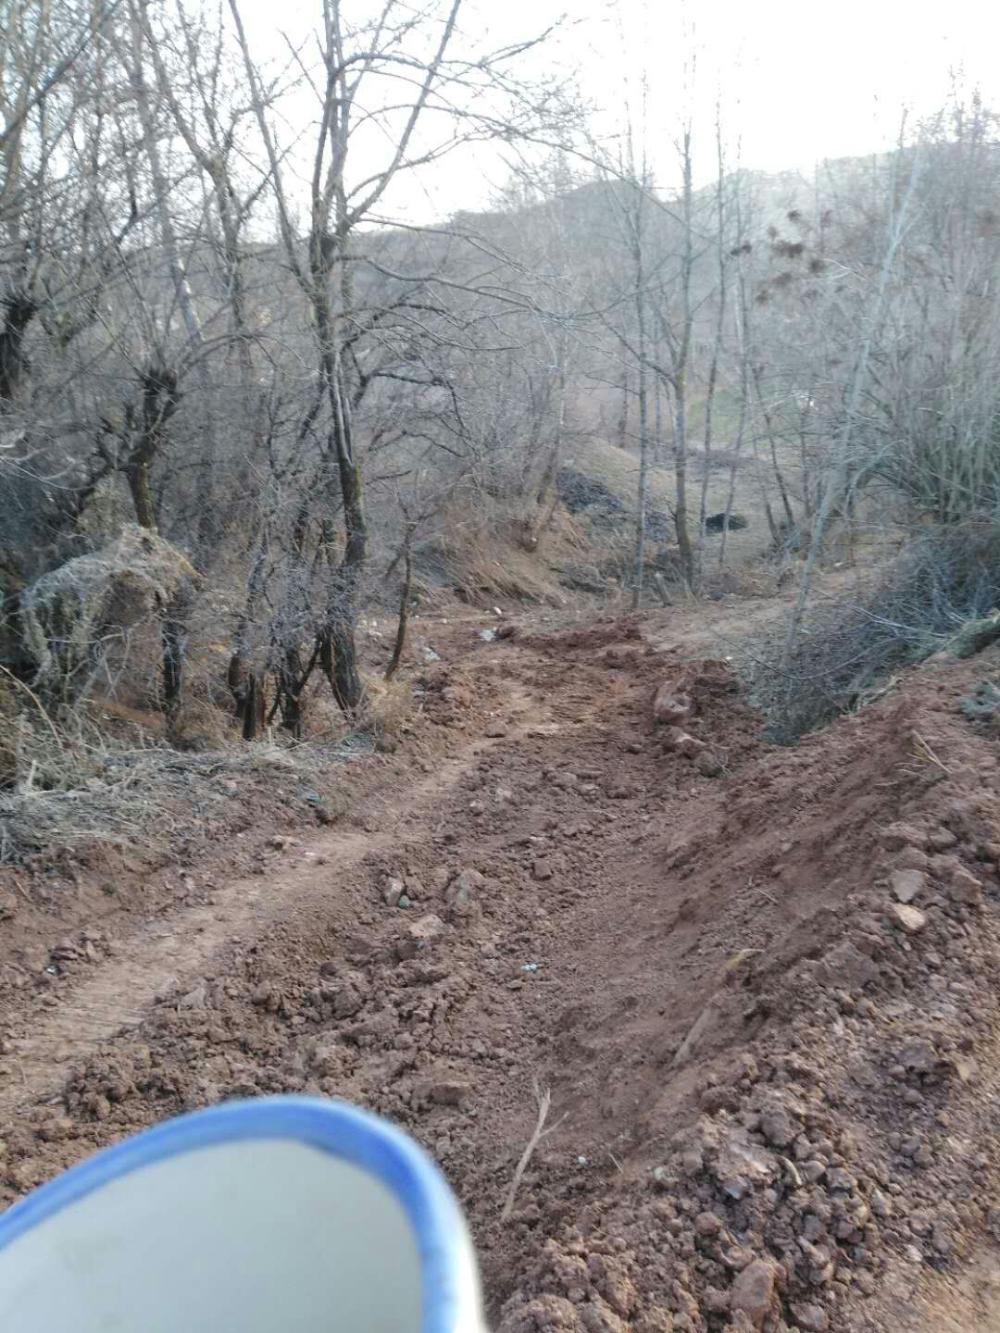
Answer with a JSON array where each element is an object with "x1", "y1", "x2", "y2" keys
[{"x1": 1, "y1": 603, "x2": 999, "y2": 1331}]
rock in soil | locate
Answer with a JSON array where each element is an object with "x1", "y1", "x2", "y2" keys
[
  {"x1": 886, "y1": 901, "x2": 927, "y2": 934},
  {"x1": 889, "y1": 868, "x2": 926, "y2": 903}
]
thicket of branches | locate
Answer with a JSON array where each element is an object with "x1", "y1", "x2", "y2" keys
[
  {"x1": 3, "y1": 0, "x2": 1000, "y2": 771},
  {"x1": 744, "y1": 523, "x2": 1000, "y2": 742}
]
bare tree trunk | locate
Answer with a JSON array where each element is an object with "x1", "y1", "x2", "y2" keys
[
  {"x1": 718, "y1": 349, "x2": 751, "y2": 567},
  {"x1": 696, "y1": 121, "x2": 730, "y2": 579},
  {"x1": 228, "y1": 544, "x2": 266, "y2": 729},
  {"x1": 275, "y1": 643, "x2": 317, "y2": 738},
  {"x1": 782, "y1": 149, "x2": 922, "y2": 667},
  {"x1": 385, "y1": 544, "x2": 413, "y2": 681},
  {"x1": 632, "y1": 357, "x2": 650, "y2": 610},
  {"x1": 161, "y1": 579, "x2": 193, "y2": 729},
  {"x1": 616, "y1": 369, "x2": 630, "y2": 450},
  {"x1": 312, "y1": 285, "x2": 367, "y2": 715},
  {"x1": 126, "y1": 0, "x2": 219, "y2": 548},
  {"x1": 653, "y1": 373, "x2": 664, "y2": 464},
  {"x1": 671, "y1": 128, "x2": 696, "y2": 588},
  {"x1": 121, "y1": 364, "x2": 176, "y2": 528},
  {"x1": 0, "y1": 290, "x2": 36, "y2": 400},
  {"x1": 751, "y1": 361, "x2": 796, "y2": 531},
  {"x1": 631, "y1": 196, "x2": 650, "y2": 610}
]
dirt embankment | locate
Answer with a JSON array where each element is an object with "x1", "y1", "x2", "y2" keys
[{"x1": 1, "y1": 605, "x2": 999, "y2": 1332}]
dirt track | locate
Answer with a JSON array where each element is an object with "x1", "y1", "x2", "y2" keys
[{"x1": 2, "y1": 601, "x2": 1000, "y2": 1331}]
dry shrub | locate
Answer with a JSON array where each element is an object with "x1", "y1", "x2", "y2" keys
[
  {"x1": 741, "y1": 522, "x2": 1000, "y2": 742},
  {"x1": 0, "y1": 730, "x2": 318, "y2": 864},
  {"x1": 19, "y1": 526, "x2": 198, "y2": 704},
  {"x1": 415, "y1": 503, "x2": 575, "y2": 606},
  {"x1": 699, "y1": 565, "x2": 779, "y2": 602},
  {"x1": 362, "y1": 674, "x2": 414, "y2": 740},
  {"x1": 0, "y1": 676, "x2": 19, "y2": 788}
]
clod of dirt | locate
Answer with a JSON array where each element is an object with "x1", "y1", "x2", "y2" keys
[
  {"x1": 317, "y1": 969, "x2": 368, "y2": 1018},
  {"x1": 758, "y1": 1100, "x2": 799, "y2": 1149},
  {"x1": 445, "y1": 868, "x2": 485, "y2": 914},
  {"x1": 661, "y1": 727, "x2": 706, "y2": 757},
  {"x1": 730, "y1": 1258, "x2": 779, "y2": 1329},
  {"x1": 791, "y1": 1301, "x2": 831, "y2": 1332},
  {"x1": 930, "y1": 855, "x2": 985, "y2": 905},
  {"x1": 396, "y1": 913, "x2": 448, "y2": 960},
  {"x1": 652, "y1": 683, "x2": 693, "y2": 726},
  {"x1": 880, "y1": 821, "x2": 929, "y2": 852}
]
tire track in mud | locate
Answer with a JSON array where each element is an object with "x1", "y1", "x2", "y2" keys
[{"x1": 0, "y1": 683, "x2": 551, "y2": 1116}]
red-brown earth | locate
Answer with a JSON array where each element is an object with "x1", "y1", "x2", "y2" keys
[{"x1": 2, "y1": 597, "x2": 1000, "y2": 1332}]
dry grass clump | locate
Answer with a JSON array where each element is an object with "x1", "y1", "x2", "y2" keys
[
  {"x1": 740, "y1": 522, "x2": 1000, "y2": 742},
  {"x1": 362, "y1": 674, "x2": 415, "y2": 741},
  {"x1": 19, "y1": 526, "x2": 198, "y2": 705},
  {"x1": 414, "y1": 502, "x2": 579, "y2": 607},
  {"x1": 0, "y1": 730, "x2": 318, "y2": 865}
]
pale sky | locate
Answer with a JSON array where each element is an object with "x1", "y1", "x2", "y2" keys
[{"x1": 239, "y1": 0, "x2": 1000, "y2": 221}]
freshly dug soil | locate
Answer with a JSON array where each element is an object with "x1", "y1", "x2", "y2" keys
[{"x1": 2, "y1": 604, "x2": 1000, "y2": 1332}]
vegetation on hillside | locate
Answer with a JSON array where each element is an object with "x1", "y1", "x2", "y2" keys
[{"x1": 3, "y1": 1, "x2": 1000, "y2": 810}]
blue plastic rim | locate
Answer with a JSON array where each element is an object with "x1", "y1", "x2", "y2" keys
[{"x1": 0, "y1": 1095, "x2": 472, "y2": 1333}]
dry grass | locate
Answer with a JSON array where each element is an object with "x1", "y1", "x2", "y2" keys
[
  {"x1": 415, "y1": 501, "x2": 582, "y2": 607},
  {"x1": 19, "y1": 526, "x2": 198, "y2": 705},
  {"x1": 362, "y1": 674, "x2": 415, "y2": 739},
  {"x1": 0, "y1": 730, "x2": 319, "y2": 865},
  {"x1": 739, "y1": 521, "x2": 1000, "y2": 742}
]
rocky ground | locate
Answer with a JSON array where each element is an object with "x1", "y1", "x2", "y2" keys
[{"x1": 1, "y1": 595, "x2": 1000, "y2": 1331}]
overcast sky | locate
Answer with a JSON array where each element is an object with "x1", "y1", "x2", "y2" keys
[{"x1": 240, "y1": 0, "x2": 1000, "y2": 221}]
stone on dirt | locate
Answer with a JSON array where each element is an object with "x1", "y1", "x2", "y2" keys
[
  {"x1": 894, "y1": 844, "x2": 931, "y2": 872},
  {"x1": 382, "y1": 875, "x2": 406, "y2": 906},
  {"x1": 408, "y1": 913, "x2": 447, "y2": 945},
  {"x1": 927, "y1": 826, "x2": 958, "y2": 851},
  {"x1": 445, "y1": 868, "x2": 486, "y2": 911},
  {"x1": 428, "y1": 1080, "x2": 471, "y2": 1107},
  {"x1": 886, "y1": 902, "x2": 926, "y2": 934},
  {"x1": 889, "y1": 868, "x2": 926, "y2": 904},
  {"x1": 942, "y1": 861, "x2": 985, "y2": 906},
  {"x1": 897, "y1": 1038, "x2": 939, "y2": 1074},
  {"x1": 814, "y1": 940, "x2": 881, "y2": 989},
  {"x1": 880, "y1": 822, "x2": 928, "y2": 852}
]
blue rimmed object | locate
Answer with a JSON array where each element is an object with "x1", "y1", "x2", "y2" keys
[{"x1": 0, "y1": 1095, "x2": 485, "y2": 1332}]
